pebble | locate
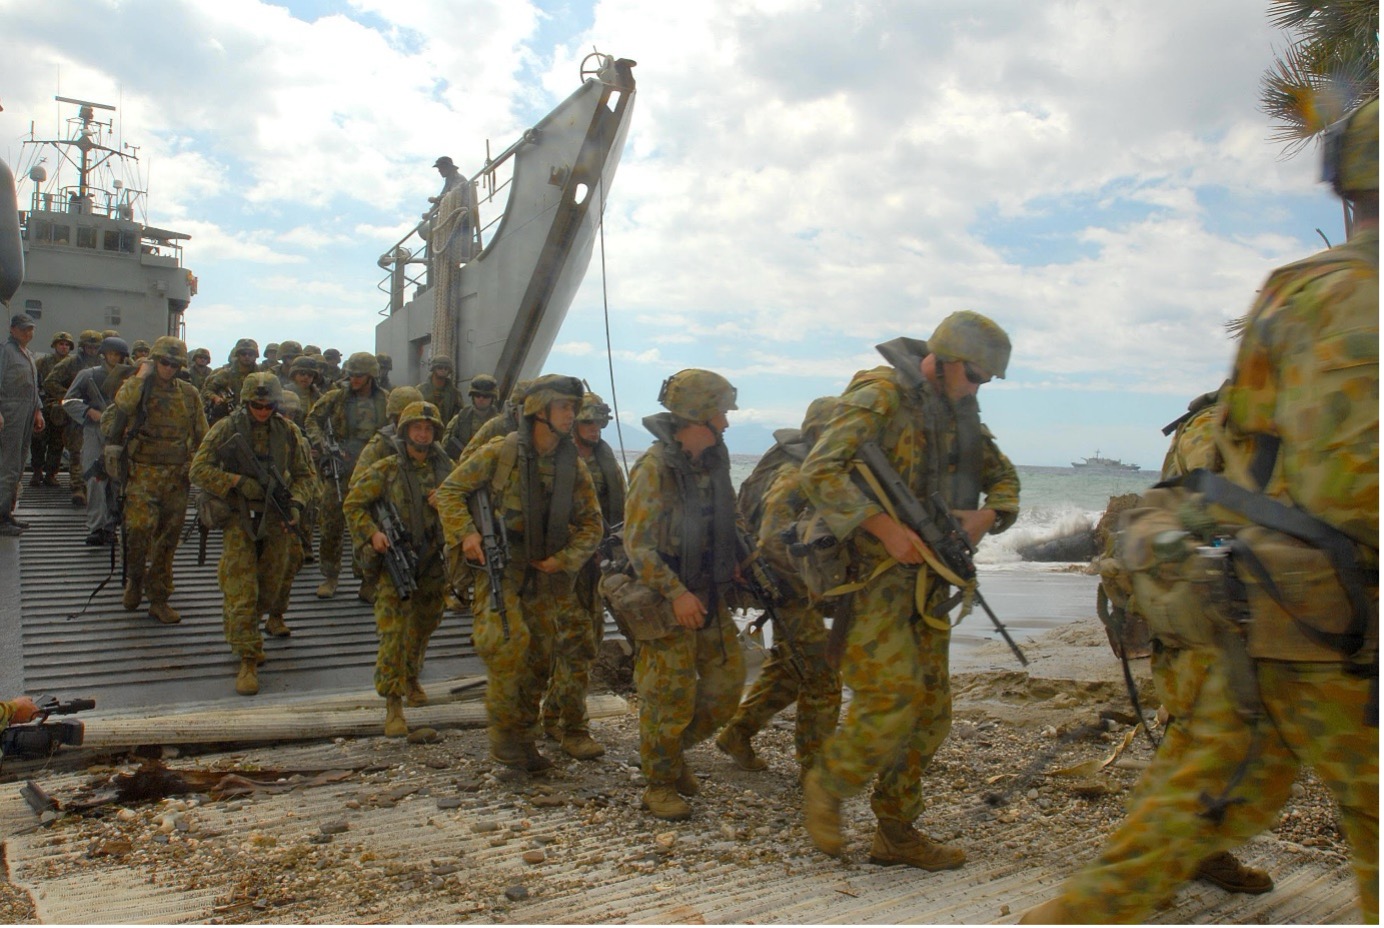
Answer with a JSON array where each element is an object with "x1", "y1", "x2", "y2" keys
[
  {"x1": 321, "y1": 821, "x2": 350, "y2": 835},
  {"x1": 1026, "y1": 789, "x2": 1039, "y2": 800},
  {"x1": 654, "y1": 831, "x2": 677, "y2": 848},
  {"x1": 408, "y1": 728, "x2": 440, "y2": 744},
  {"x1": 471, "y1": 821, "x2": 501, "y2": 834},
  {"x1": 116, "y1": 808, "x2": 137, "y2": 822},
  {"x1": 504, "y1": 885, "x2": 529, "y2": 902},
  {"x1": 344, "y1": 799, "x2": 362, "y2": 810},
  {"x1": 436, "y1": 797, "x2": 463, "y2": 810},
  {"x1": 522, "y1": 849, "x2": 546, "y2": 864}
]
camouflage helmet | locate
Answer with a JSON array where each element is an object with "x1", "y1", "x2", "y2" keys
[
  {"x1": 1323, "y1": 96, "x2": 1378, "y2": 197},
  {"x1": 232, "y1": 338, "x2": 260, "y2": 361},
  {"x1": 50, "y1": 331, "x2": 75, "y2": 349},
  {"x1": 323, "y1": 348, "x2": 341, "y2": 362},
  {"x1": 375, "y1": 353, "x2": 393, "y2": 371},
  {"x1": 429, "y1": 355, "x2": 454, "y2": 373},
  {"x1": 192, "y1": 346, "x2": 212, "y2": 362},
  {"x1": 302, "y1": 343, "x2": 321, "y2": 356},
  {"x1": 78, "y1": 329, "x2": 103, "y2": 348},
  {"x1": 344, "y1": 351, "x2": 380, "y2": 377},
  {"x1": 277, "y1": 340, "x2": 303, "y2": 360},
  {"x1": 240, "y1": 371, "x2": 283, "y2": 405},
  {"x1": 149, "y1": 336, "x2": 188, "y2": 366},
  {"x1": 469, "y1": 373, "x2": 499, "y2": 397},
  {"x1": 397, "y1": 400, "x2": 443, "y2": 440},
  {"x1": 131, "y1": 339, "x2": 151, "y2": 356},
  {"x1": 278, "y1": 389, "x2": 301, "y2": 416},
  {"x1": 264, "y1": 342, "x2": 280, "y2": 356},
  {"x1": 576, "y1": 391, "x2": 612, "y2": 426},
  {"x1": 386, "y1": 385, "x2": 424, "y2": 419},
  {"x1": 507, "y1": 378, "x2": 534, "y2": 407},
  {"x1": 101, "y1": 328, "x2": 119, "y2": 340},
  {"x1": 658, "y1": 369, "x2": 739, "y2": 421},
  {"x1": 928, "y1": 311, "x2": 1011, "y2": 380},
  {"x1": 288, "y1": 355, "x2": 320, "y2": 379},
  {"x1": 99, "y1": 336, "x2": 130, "y2": 359},
  {"x1": 523, "y1": 374, "x2": 585, "y2": 417}
]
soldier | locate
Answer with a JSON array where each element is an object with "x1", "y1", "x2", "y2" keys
[
  {"x1": 800, "y1": 313, "x2": 1020, "y2": 868},
  {"x1": 43, "y1": 328, "x2": 104, "y2": 504},
  {"x1": 261, "y1": 342, "x2": 279, "y2": 371},
  {"x1": 345, "y1": 401, "x2": 455, "y2": 735},
  {"x1": 302, "y1": 343, "x2": 322, "y2": 358},
  {"x1": 442, "y1": 373, "x2": 502, "y2": 458},
  {"x1": 283, "y1": 356, "x2": 324, "y2": 429},
  {"x1": 375, "y1": 353, "x2": 394, "y2": 390},
  {"x1": 622, "y1": 369, "x2": 747, "y2": 820},
  {"x1": 320, "y1": 348, "x2": 343, "y2": 384},
  {"x1": 307, "y1": 351, "x2": 389, "y2": 599},
  {"x1": 541, "y1": 390, "x2": 626, "y2": 759},
  {"x1": 63, "y1": 337, "x2": 133, "y2": 546},
  {"x1": 129, "y1": 339, "x2": 151, "y2": 362},
  {"x1": 190, "y1": 373, "x2": 314, "y2": 695},
  {"x1": 717, "y1": 398, "x2": 842, "y2": 780},
  {"x1": 460, "y1": 378, "x2": 530, "y2": 459},
  {"x1": 271, "y1": 340, "x2": 303, "y2": 384},
  {"x1": 105, "y1": 336, "x2": 209, "y2": 625},
  {"x1": 0, "y1": 313, "x2": 44, "y2": 535},
  {"x1": 202, "y1": 338, "x2": 261, "y2": 424},
  {"x1": 188, "y1": 347, "x2": 214, "y2": 392},
  {"x1": 436, "y1": 374, "x2": 603, "y2": 772},
  {"x1": 29, "y1": 330, "x2": 73, "y2": 487},
  {"x1": 351, "y1": 385, "x2": 423, "y2": 603},
  {"x1": 417, "y1": 356, "x2": 465, "y2": 426},
  {"x1": 1021, "y1": 97, "x2": 1379, "y2": 925}
]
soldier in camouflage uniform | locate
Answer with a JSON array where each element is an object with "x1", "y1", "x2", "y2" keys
[
  {"x1": 623, "y1": 370, "x2": 747, "y2": 820},
  {"x1": 350, "y1": 385, "x2": 423, "y2": 603},
  {"x1": 29, "y1": 330, "x2": 73, "y2": 487},
  {"x1": 283, "y1": 356, "x2": 324, "y2": 430},
  {"x1": 1021, "y1": 97, "x2": 1379, "y2": 926},
  {"x1": 417, "y1": 356, "x2": 465, "y2": 426},
  {"x1": 190, "y1": 373, "x2": 315, "y2": 696},
  {"x1": 63, "y1": 337, "x2": 133, "y2": 545},
  {"x1": 717, "y1": 397, "x2": 842, "y2": 779},
  {"x1": 320, "y1": 348, "x2": 343, "y2": 385},
  {"x1": 458, "y1": 377, "x2": 529, "y2": 459},
  {"x1": 106, "y1": 336, "x2": 209, "y2": 625},
  {"x1": 307, "y1": 351, "x2": 390, "y2": 598},
  {"x1": 263, "y1": 340, "x2": 301, "y2": 384},
  {"x1": 541, "y1": 390, "x2": 627, "y2": 760},
  {"x1": 260, "y1": 343, "x2": 279, "y2": 371},
  {"x1": 202, "y1": 338, "x2": 261, "y2": 424},
  {"x1": 129, "y1": 340, "x2": 151, "y2": 362},
  {"x1": 436, "y1": 374, "x2": 603, "y2": 772},
  {"x1": 442, "y1": 372, "x2": 502, "y2": 458},
  {"x1": 188, "y1": 347, "x2": 213, "y2": 393},
  {"x1": 345, "y1": 401, "x2": 455, "y2": 735},
  {"x1": 44, "y1": 328, "x2": 104, "y2": 504},
  {"x1": 375, "y1": 353, "x2": 394, "y2": 390},
  {"x1": 801, "y1": 313, "x2": 1020, "y2": 868}
]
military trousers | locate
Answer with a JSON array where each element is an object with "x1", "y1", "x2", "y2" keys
[
  {"x1": 374, "y1": 559, "x2": 445, "y2": 698},
  {"x1": 1052, "y1": 647, "x2": 1378, "y2": 923},
  {"x1": 122, "y1": 463, "x2": 190, "y2": 603},
  {"x1": 635, "y1": 603, "x2": 746, "y2": 785},
  {"x1": 318, "y1": 488, "x2": 346, "y2": 580},
  {"x1": 29, "y1": 403, "x2": 67, "y2": 476},
  {"x1": 814, "y1": 566, "x2": 952, "y2": 824},
  {"x1": 725, "y1": 599, "x2": 841, "y2": 770},
  {"x1": 473, "y1": 563, "x2": 573, "y2": 741},
  {"x1": 542, "y1": 559, "x2": 603, "y2": 734},
  {"x1": 218, "y1": 518, "x2": 301, "y2": 661}
]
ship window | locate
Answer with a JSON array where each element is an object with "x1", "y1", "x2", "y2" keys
[
  {"x1": 24, "y1": 300, "x2": 41, "y2": 320},
  {"x1": 104, "y1": 229, "x2": 137, "y2": 253},
  {"x1": 50, "y1": 224, "x2": 71, "y2": 246},
  {"x1": 30, "y1": 219, "x2": 52, "y2": 243},
  {"x1": 105, "y1": 306, "x2": 121, "y2": 327},
  {"x1": 77, "y1": 227, "x2": 97, "y2": 249}
]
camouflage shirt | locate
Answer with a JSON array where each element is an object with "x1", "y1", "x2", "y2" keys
[
  {"x1": 190, "y1": 410, "x2": 317, "y2": 517},
  {"x1": 112, "y1": 371, "x2": 209, "y2": 467},
  {"x1": 42, "y1": 350, "x2": 101, "y2": 402},
  {"x1": 456, "y1": 405, "x2": 511, "y2": 459},
  {"x1": 307, "y1": 384, "x2": 389, "y2": 469},
  {"x1": 418, "y1": 378, "x2": 466, "y2": 427},
  {"x1": 344, "y1": 445, "x2": 454, "y2": 571}
]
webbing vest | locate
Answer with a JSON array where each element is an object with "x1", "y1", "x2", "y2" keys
[
  {"x1": 588, "y1": 439, "x2": 626, "y2": 526},
  {"x1": 127, "y1": 378, "x2": 200, "y2": 466},
  {"x1": 387, "y1": 440, "x2": 453, "y2": 570}
]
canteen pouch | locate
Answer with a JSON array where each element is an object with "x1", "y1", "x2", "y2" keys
[
  {"x1": 783, "y1": 511, "x2": 851, "y2": 613},
  {"x1": 445, "y1": 545, "x2": 475, "y2": 612},
  {"x1": 102, "y1": 444, "x2": 128, "y2": 487},
  {"x1": 196, "y1": 491, "x2": 234, "y2": 530},
  {"x1": 599, "y1": 569, "x2": 676, "y2": 642}
]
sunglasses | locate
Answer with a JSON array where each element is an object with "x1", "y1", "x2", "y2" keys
[
  {"x1": 248, "y1": 401, "x2": 276, "y2": 411},
  {"x1": 157, "y1": 357, "x2": 182, "y2": 369},
  {"x1": 963, "y1": 362, "x2": 992, "y2": 385}
]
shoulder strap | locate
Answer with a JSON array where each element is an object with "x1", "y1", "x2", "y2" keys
[{"x1": 490, "y1": 431, "x2": 521, "y2": 497}]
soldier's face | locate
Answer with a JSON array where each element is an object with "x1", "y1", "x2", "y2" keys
[
  {"x1": 53, "y1": 342, "x2": 72, "y2": 357},
  {"x1": 547, "y1": 398, "x2": 578, "y2": 435},
  {"x1": 407, "y1": 421, "x2": 436, "y2": 445},
  {"x1": 82, "y1": 344, "x2": 100, "y2": 356},
  {"x1": 940, "y1": 360, "x2": 983, "y2": 402},
  {"x1": 194, "y1": 357, "x2": 210, "y2": 369},
  {"x1": 236, "y1": 350, "x2": 257, "y2": 369},
  {"x1": 707, "y1": 411, "x2": 730, "y2": 434},
  {"x1": 349, "y1": 373, "x2": 371, "y2": 394},
  {"x1": 248, "y1": 401, "x2": 276, "y2": 423},
  {"x1": 155, "y1": 357, "x2": 180, "y2": 383},
  {"x1": 102, "y1": 350, "x2": 124, "y2": 366},
  {"x1": 576, "y1": 422, "x2": 602, "y2": 445},
  {"x1": 473, "y1": 394, "x2": 493, "y2": 409},
  {"x1": 10, "y1": 325, "x2": 34, "y2": 347}
]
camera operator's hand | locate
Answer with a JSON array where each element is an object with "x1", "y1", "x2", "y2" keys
[{"x1": 4, "y1": 696, "x2": 40, "y2": 726}]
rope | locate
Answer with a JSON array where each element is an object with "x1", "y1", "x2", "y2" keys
[{"x1": 596, "y1": 173, "x2": 630, "y2": 476}]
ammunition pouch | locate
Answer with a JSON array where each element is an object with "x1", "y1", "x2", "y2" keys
[
  {"x1": 197, "y1": 492, "x2": 234, "y2": 530},
  {"x1": 782, "y1": 511, "x2": 851, "y2": 616},
  {"x1": 599, "y1": 565, "x2": 676, "y2": 642},
  {"x1": 102, "y1": 445, "x2": 128, "y2": 487},
  {"x1": 445, "y1": 545, "x2": 475, "y2": 610}
]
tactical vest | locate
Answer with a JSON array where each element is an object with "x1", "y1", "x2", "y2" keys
[
  {"x1": 387, "y1": 440, "x2": 453, "y2": 569},
  {"x1": 127, "y1": 378, "x2": 201, "y2": 466},
  {"x1": 585, "y1": 439, "x2": 626, "y2": 526}
]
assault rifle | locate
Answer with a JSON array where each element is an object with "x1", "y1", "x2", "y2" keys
[
  {"x1": 221, "y1": 431, "x2": 307, "y2": 546},
  {"x1": 371, "y1": 498, "x2": 420, "y2": 599},
  {"x1": 318, "y1": 418, "x2": 348, "y2": 503},
  {"x1": 468, "y1": 487, "x2": 510, "y2": 641},
  {"x1": 1, "y1": 696, "x2": 96, "y2": 761},
  {"x1": 856, "y1": 441, "x2": 1028, "y2": 666},
  {"x1": 734, "y1": 530, "x2": 807, "y2": 680}
]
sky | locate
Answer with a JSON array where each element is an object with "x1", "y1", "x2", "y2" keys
[{"x1": 0, "y1": 0, "x2": 1348, "y2": 467}]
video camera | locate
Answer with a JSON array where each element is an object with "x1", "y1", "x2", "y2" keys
[{"x1": 1, "y1": 696, "x2": 96, "y2": 759}]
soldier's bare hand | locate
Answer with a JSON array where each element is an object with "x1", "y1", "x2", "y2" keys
[
  {"x1": 86, "y1": 408, "x2": 102, "y2": 423},
  {"x1": 953, "y1": 508, "x2": 997, "y2": 546},
  {"x1": 427, "y1": 488, "x2": 438, "y2": 508},
  {"x1": 863, "y1": 512, "x2": 926, "y2": 564},
  {"x1": 462, "y1": 532, "x2": 483, "y2": 563},
  {"x1": 530, "y1": 556, "x2": 561, "y2": 574},
  {"x1": 8, "y1": 696, "x2": 39, "y2": 725},
  {"x1": 371, "y1": 531, "x2": 390, "y2": 554},
  {"x1": 32, "y1": 410, "x2": 44, "y2": 433},
  {"x1": 672, "y1": 591, "x2": 707, "y2": 628}
]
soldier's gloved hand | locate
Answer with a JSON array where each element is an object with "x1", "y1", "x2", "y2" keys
[{"x1": 238, "y1": 477, "x2": 265, "y2": 500}]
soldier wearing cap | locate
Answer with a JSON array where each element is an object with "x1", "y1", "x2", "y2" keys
[
  {"x1": 0, "y1": 312, "x2": 44, "y2": 535},
  {"x1": 202, "y1": 338, "x2": 261, "y2": 424},
  {"x1": 43, "y1": 328, "x2": 104, "y2": 504},
  {"x1": 283, "y1": 356, "x2": 323, "y2": 430},
  {"x1": 104, "y1": 336, "x2": 209, "y2": 624},
  {"x1": 436, "y1": 374, "x2": 603, "y2": 772},
  {"x1": 621, "y1": 369, "x2": 747, "y2": 819},
  {"x1": 1020, "y1": 97, "x2": 1380, "y2": 927},
  {"x1": 63, "y1": 336, "x2": 133, "y2": 546},
  {"x1": 345, "y1": 400, "x2": 456, "y2": 736},
  {"x1": 29, "y1": 330, "x2": 74, "y2": 488},
  {"x1": 417, "y1": 355, "x2": 464, "y2": 426},
  {"x1": 191, "y1": 372, "x2": 315, "y2": 696},
  {"x1": 442, "y1": 373, "x2": 502, "y2": 459},
  {"x1": 541, "y1": 390, "x2": 626, "y2": 760},
  {"x1": 800, "y1": 312, "x2": 1020, "y2": 868},
  {"x1": 189, "y1": 347, "x2": 214, "y2": 392}
]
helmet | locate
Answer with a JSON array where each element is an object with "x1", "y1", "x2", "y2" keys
[
  {"x1": 386, "y1": 385, "x2": 424, "y2": 419},
  {"x1": 397, "y1": 400, "x2": 443, "y2": 440},
  {"x1": 928, "y1": 311, "x2": 1011, "y2": 380},
  {"x1": 577, "y1": 391, "x2": 612, "y2": 426},
  {"x1": 241, "y1": 371, "x2": 283, "y2": 405},
  {"x1": 149, "y1": 336, "x2": 188, "y2": 366},
  {"x1": 658, "y1": 369, "x2": 739, "y2": 420},
  {"x1": 469, "y1": 373, "x2": 499, "y2": 397},
  {"x1": 344, "y1": 351, "x2": 380, "y2": 377},
  {"x1": 288, "y1": 355, "x2": 320, "y2": 378},
  {"x1": 51, "y1": 331, "x2": 74, "y2": 349},
  {"x1": 302, "y1": 344, "x2": 321, "y2": 356},
  {"x1": 100, "y1": 328, "x2": 119, "y2": 340},
  {"x1": 78, "y1": 329, "x2": 103, "y2": 349},
  {"x1": 277, "y1": 340, "x2": 303, "y2": 360},
  {"x1": 1323, "y1": 96, "x2": 1378, "y2": 197},
  {"x1": 507, "y1": 379, "x2": 534, "y2": 407},
  {"x1": 429, "y1": 355, "x2": 454, "y2": 373},
  {"x1": 232, "y1": 338, "x2": 260, "y2": 360},
  {"x1": 523, "y1": 374, "x2": 584, "y2": 417},
  {"x1": 99, "y1": 336, "x2": 130, "y2": 358},
  {"x1": 278, "y1": 390, "x2": 301, "y2": 416},
  {"x1": 264, "y1": 342, "x2": 280, "y2": 355},
  {"x1": 323, "y1": 348, "x2": 342, "y2": 362},
  {"x1": 375, "y1": 353, "x2": 393, "y2": 370},
  {"x1": 192, "y1": 347, "x2": 211, "y2": 362},
  {"x1": 131, "y1": 339, "x2": 151, "y2": 355}
]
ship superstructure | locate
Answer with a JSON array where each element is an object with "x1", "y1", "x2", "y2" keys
[{"x1": 10, "y1": 96, "x2": 195, "y2": 346}]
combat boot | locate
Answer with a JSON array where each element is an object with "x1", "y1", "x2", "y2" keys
[
  {"x1": 803, "y1": 768, "x2": 843, "y2": 857},
  {"x1": 404, "y1": 678, "x2": 428, "y2": 707},
  {"x1": 522, "y1": 742, "x2": 555, "y2": 774},
  {"x1": 868, "y1": 819, "x2": 965, "y2": 871},
  {"x1": 716, "y1": 723, "x2": 768, "y2": 771},
  {"x1": 122, "y1": 578, "x2": 143, "y2": 611},
  {"x1": 264, "y1": 615, "x2": 292, "y2": 638},
  {"x1": 641, "y1": 784, "x2": 692, "y2": 821},
  {"x1": 489, "y1": 730, "x2": 528, "y2": 768},
  {"x1": 70, "y1": 485, "x2": 86, "y2": 506},
  {"x1": 1194, "y1": 850, "x2": 1274, "y2": 894},
  {"x1": 316, "y1": 576, "x2": 338, "y2": 599},
  {"x1": 235, "y1": 658, "x2": 259, "y2": 696},
  {"x1": 674, "y1": 764, "x2": 701, "y2": 796},
  {"x1": 384, "y1": 696, "x2": 408, "y2": 737},
  {"x1": 28, "y1": 472, "x2": 42, "y2": 488},
  {"x1": 148, "y1": 602, "x2": 182, "y2": 625},
  {"x1": 560, "y1": 730, "x2": 606, "y2": 760},
  {"x1": 42, "y1": 471, "x2": 60, "y2": 487}
]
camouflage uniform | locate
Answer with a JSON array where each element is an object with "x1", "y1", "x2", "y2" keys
[
  {"x1": 418, "y1": 376, "x2": 465, "y2": 428},
  {"x1": 62, "y1": 349, "x2": 132, "y2": 539},
  {"x1": 443, "y1": 403, "x2": 499, "y2": 458},
  {"x1": 43, "y1": 337, "x2": 103, "y2": 496},
  {"x1": 349, "y1": 386, "x2": 423, "y2": 599},
  {"x1": 435, "y1": 405, "x2": 603, "y2": 761},
  {"x1": 30, "y1": 334, "x2": 74, "y2": 484},
  {"x1": 460, "y1": 404, "x2": 517, "y2": 459},
  {"x1": 188, "y1": 350, "x2": 213, "y2": 393},
  {"x1": 202, "y1": 342, "x2": 261, "y2": 424},
  {"x1": 190, "y1": 400, "x2": 314, "y2": 664}
]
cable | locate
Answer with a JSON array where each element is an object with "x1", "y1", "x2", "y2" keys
[{"x1": 596, "y1": 173, "x2": 630, "y2": 476}]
